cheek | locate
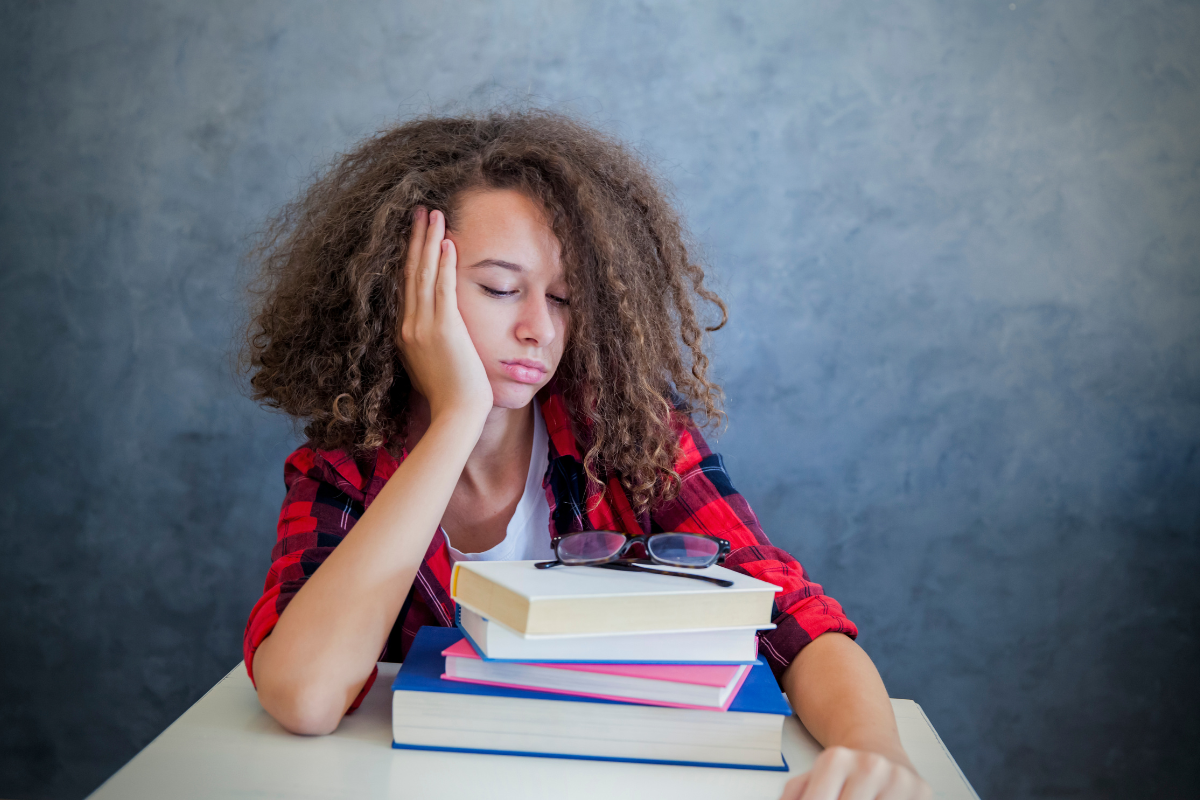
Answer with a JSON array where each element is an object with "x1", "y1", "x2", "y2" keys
[
  {"x1": 552, "y1": 317, "x2": 568, "y2": 362},
  {"x1": 455, "y1": 289, "x2": 509, "y2": 361},
  {"x1": 454, "y1": 288, "x2": 488, "y2": 346}
]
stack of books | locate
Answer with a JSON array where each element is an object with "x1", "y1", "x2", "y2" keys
[{"x1": 391, "y1": 560, "x2": 794, "y2": 771}]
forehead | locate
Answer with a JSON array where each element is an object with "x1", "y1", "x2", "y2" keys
[{"x1": 447, "y1": 189, "x2": 563, "y2": 279}]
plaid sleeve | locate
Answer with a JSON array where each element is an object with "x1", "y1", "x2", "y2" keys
[
  {"x1": 242, "y1": 446, "x2": 377, "y2": 711},
  {"x1": 650, "y1": 415, "x2": 858, "y2": 682}
]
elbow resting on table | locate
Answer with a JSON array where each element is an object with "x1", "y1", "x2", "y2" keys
[{"x1": 256, "y1": 680, "x2": 347, "y2": 736}]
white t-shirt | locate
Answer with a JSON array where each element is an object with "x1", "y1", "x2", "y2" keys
[{"x1": 443, "y1": 403, "x2": 555, "y2": 564}]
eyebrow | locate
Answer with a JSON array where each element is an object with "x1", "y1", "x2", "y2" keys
[{"x1": 466, "y1": 258, "x2": 525, "y2": 273}]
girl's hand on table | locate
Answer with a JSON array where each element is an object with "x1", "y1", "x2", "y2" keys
[
  {"x1": 778, "y1": 746, "x2": 931, "y2": 800},
  {"x1": 398, "y1": 206, "x2": 493, "y2": 421}
]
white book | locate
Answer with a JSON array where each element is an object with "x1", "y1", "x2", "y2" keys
[
  {"x1": 458, "y1": 605, "x2": 772, "y2": 663},
  {"x1": 451, "y1": 560, "x2": 781, "y2": 636}
]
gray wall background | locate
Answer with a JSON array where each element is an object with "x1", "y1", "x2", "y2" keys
[{"x1": 2, "y1": 1, "x2": 1197, "y2": 798}]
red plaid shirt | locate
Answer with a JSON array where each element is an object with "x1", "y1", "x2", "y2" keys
[{"x1": 244, "y1": 390, "x2": 857, "y2": 710}]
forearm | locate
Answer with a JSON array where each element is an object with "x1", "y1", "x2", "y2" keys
[
  {"x1": 780, "y1": 632, "x2": 914, "y2": 772},
  {"x1": 253, "y1": 410, "x2": 484, "y2": 734}
]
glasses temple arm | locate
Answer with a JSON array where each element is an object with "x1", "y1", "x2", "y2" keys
[{"x1": 595, "y1": 561, "x2": 734, "y2": 587}]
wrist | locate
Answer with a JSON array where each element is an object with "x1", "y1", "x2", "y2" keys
[{"x1": 429, "y1": 400, "x2": 490, "y2": 428}]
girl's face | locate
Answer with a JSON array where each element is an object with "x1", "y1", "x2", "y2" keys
[{"x1": 446, "y1": 188, "x2": 570, "y2": 410}]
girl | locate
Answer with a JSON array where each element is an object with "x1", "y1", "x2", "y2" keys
[{"x1": 242, "y1": 110, "x2": 930, "y2": 800}]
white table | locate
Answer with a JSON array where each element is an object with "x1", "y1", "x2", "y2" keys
[{"x1": 89, "y1": 662, "x2": 979, "y2": 799}]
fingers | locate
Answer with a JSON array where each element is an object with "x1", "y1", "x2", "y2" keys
[
  {"x1": 834, "y1": 752, "x2": 892, "y2": 800},
  {"x1": 401, "y1": 206, "x2": 449, "y2": 348},
  {"x1": 402, "y1": 206, "x2": 428, "y2": 332},
  {"x1": 796, "y1": 746, "x2": 852, "y2": 800},
  {"x1": 778, "y1": 747, "x2": 929, "y2": 800},
  {"x1": 435, "y1": 237, "x2": 457, "y2": 314},
  {"x1": 415, "y1": 208, "x2": 445, "y2": 314}
]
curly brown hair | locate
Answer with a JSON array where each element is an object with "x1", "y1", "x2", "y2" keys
[{"x1": 244, "y1": 109, "x2": 727, "y2": 514}]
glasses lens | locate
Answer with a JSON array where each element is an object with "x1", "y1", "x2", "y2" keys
[
  {"x1": 556, "y1": 531, "x2": 628, "y2": 564},
  {"x1": 646, "y1": 533, "x2": 720, "y2": 567}
]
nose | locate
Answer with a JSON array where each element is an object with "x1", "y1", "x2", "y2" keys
[{"x1": 514, "y1": 293, "x2": 558, "y2": 347}]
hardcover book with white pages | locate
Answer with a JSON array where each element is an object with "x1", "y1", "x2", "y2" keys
[
  {"x1": 456, "y1": 605, "x2": 771, "y2": 663},
  {"x1": 392, "y1": 627, "x2": 793, "y2": 771},
  {"x1": 450, "y1": 560, "x2": 780, "y2": 637},
  {"x1": 441, "y1": 636, "x2": 753, "y2": 709}
]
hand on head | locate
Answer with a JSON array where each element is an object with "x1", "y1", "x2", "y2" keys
[{"x1": 398, "y1": 207, "x2": 494, "y2": 422}]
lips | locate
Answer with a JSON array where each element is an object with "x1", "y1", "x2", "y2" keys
[{"x1": 501, "y1": 359, "x2": 548, "y2": 385}]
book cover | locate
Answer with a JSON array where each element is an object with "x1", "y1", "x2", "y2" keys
[
  {"x1": 455, "y1": 604, "x2": 767, "y2": 664},
  {"x1": 444, "y1": 638, "x2": 744, "y2": 684},
  {"x1": 393, "y1": 626, "x2": 792, "y2": 715},
  {"x1": 441, "y1": 638, "x2": 752, "y2": 710},
  {"x1": 392, "y1": 627, "x2": 791, "y2": 771},
  {"x1": 451, "y1": 560, "x2": 781, "y2": 636}
]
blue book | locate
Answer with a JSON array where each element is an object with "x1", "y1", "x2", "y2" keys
[{"x1": 392, "y1": 626, "x2": 791, "y2": 771}]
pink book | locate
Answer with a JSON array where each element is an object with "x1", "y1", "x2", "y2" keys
[{"x1": 440, "y1": 638, "x2": 753, "y2": 710}]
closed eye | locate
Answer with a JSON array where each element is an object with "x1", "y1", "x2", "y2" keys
[{"x1": 482, "y1": 285, "x2": 570, "y2": 307}]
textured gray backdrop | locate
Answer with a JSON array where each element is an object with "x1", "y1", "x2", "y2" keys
[{"x1": 1, "y1": 1, "x2": 1197, "y2": 798}]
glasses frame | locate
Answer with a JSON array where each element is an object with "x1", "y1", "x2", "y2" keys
[{"x1": 534, "y1": 531, "x2": 734, "y2": 587}]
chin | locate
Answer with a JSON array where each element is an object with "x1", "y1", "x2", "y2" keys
[{"x1": 489, "y1": 381, "x2": 544, "y2": 410}]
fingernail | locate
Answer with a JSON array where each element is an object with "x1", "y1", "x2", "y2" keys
[{"x1": 416, "y1": 206, "x2": 427, "y2": 218}]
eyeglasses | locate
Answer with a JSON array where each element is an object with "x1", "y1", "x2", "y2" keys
[{"x1": 535, "y1": 531, "x2": 734, "y2": 587}]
